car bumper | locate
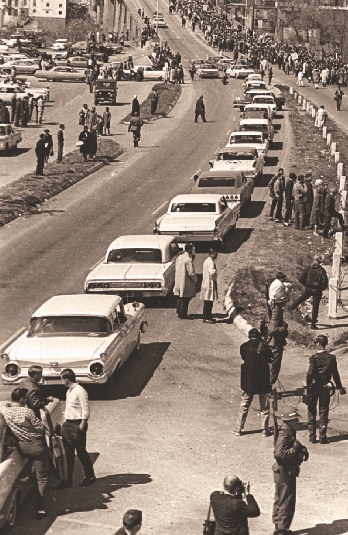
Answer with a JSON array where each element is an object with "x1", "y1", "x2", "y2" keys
[
  {"x1": 2, "y1": 369, "x2": 108, "y2": 385},
  {"x1": 155, "y1": 230, "x2": 218, "y2": 242},
  {"x1": 86, "y1": 288, "x2": 168, "y2": 297}
]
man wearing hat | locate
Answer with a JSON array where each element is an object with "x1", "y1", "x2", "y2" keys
[
  {"x1": 210, "y1": 475, "x2": 260, "y2": 534},
  {"x1": 195, "y1": 95, "x2": 207, "y2": 122},
  {"x1": 19, "y1": 365, "x2": 54, "y2": 419},
  {"x1": 173, "y1": 243, "x2": 197, "y2": 319},
  {"x1": 233, "y1": 328, "x2": 273, "y2": 437},
  {"x1": 43, "y1": 129, "x2": 53, "y2": 164},
  {"x1": 268, "y1": 272, "x2": 292, "y2": 324},
  {"x1": 289, "y1": 255, "x2": 328, "y2": 329},
  {"x1": 114, "y1": 509, "x2": 142, "y2": 535},
  {"x1": 272, "y1": 408, "x2": 309, "y2": 535},
  {"x1": 306, "y1": 335, "x2": 346, "y2": 443}
]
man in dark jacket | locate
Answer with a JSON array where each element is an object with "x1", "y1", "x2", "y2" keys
[
  {"x1": 233, "y1": 328, "x2": 273, "y2": 437},
  {"x1": 114, "y1": 509, "x2": 142, "y2": 535},
  {"x1": 57, "y1": 123, "x2": 65, "y2": 162},
  {"x1": 272, "y1": 408, "x2": 309, "y2": 535},
  {"x1": 43, "y1": 128, "x2": 53, "y2": 163},
  {"x1": 0, "y1": 99, "x2": 10, "y2": 123},
  {"x1": 322, "y1": 188, "x2": 345, "y2": 238},
  {"x1": 131, "y1": 95, "x2": 140, "y2": 116},
  {"x1": 307, "y1": 335, "x2": 346, "y2": 443},
  {"x1": 210, "y1": 475, "x2": 260, "y2": 535},
  {"x1": 273, "y1": 172, "x2": 285, "y2": 223},
  {"x1": 19, "y1": 365, "x2": 53, "y2": 418},
  {"x1": 289, "y1": 255, "x2": 328, "y2": 329},
  {"x1": 35, "y1": 133, "x2": 46, "y2": 176},
  {"x1": 150, "y1": 89, "x2": 159, "y2": 115},
  {"x1": 195, "y1": 95, "x2": 207, "y2": 122},
  {"x1": 283, "y1": 172, "x2": 295, "y2": 226},
  {"x1": 303, "y1": 172, "x2": 313, "y2": 228}
]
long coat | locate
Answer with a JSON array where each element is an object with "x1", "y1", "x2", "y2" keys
[
  {"x1": 173, "y1": 252, "x2": 197, "y2": 298},
  {"x1": 200, "y1": 256, "x2": 218, "y2": 301}
]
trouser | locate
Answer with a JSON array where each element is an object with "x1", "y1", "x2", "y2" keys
[
  {"x1": 151, "y1": 102, "x2": 158, "y2": 114},
  {"x1": 322, "y1": 212, "x2": 345, "y2": 237},
  {"x1": 304, "y1": 201, "x2": 312, "y2": 227},
  {"x1": 270, "y1": 345, "x2": 284, "y2": 384},
  {"x1": 270, "y1": 303, "x2": 284, "y2": 324},
  {"x1": 294, "y1": 202, "x2": 305, "y2": 229},
  {"x1": 203, "y1": 300, "x2": 213, "y2": 320},
  {"x1": 190, "y1": 71, "x2": 194, "y2": 80},
  {"x1": 57, "y1": 143, "x2": 63, "y2": 162},
  {"x1": 236, "y1": 392, "x2": 270, "y2": 431},
  {"x1": 36, "y1": 155, "x2": 45, "y2": 175},
  {"x1": 195, "y1": 112, "x2": 206, "y2": 122},
  {"x1": 284, "y1": 201, "x2": 293, "y2": 223},
  {"x1": 176, "y1": 297, "x2": 191, "y2": 317},
  {"x1": 269, "y1": 197, "x2": 277, "y2": 218},
  {"x1": 290, "y1": 288, "x2": 322, "y2": 324},
  {"x1": 19, "y1": 440, "x2": 49, "y2": 511},
  {"x1": 61, "y1": 420, "x2": 95, "y2": 486},
  {"x1": 308, "y1": 385, "x2": 331, "y2": 440},
  {"x1": 275, "y1": 197, "x2": 283, "y2": 220},
  {"x1": 337, "y1": 99, "x2": 342, "y2": 111},
  {"x1": 273, "y1": 469, "x2": 296, "y2": 533}
]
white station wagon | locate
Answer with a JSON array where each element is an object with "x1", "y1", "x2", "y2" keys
[
  {"x1": 85, "y1": 235, "x2": 180, "y2": 298},
  {"x1": 154, "y1": 194, "x2": 239, "y2": 244},
  {"x1": 1, "y1": 294, "x2": 147, "y2": 385},
  {"x1": 226, "y1": 131, "x2": 269, "y2": 159}
]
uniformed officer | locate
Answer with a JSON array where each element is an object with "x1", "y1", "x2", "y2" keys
[
  {"x1": 306, "y1": 335, "x2": 346, "y2": 444},
  {"x1": 272, "y1": 407, "x2": 309, "y2": 535}
]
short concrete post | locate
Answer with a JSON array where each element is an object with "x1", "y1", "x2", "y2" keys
[
  {"x1": 328, "y1": 278, "x2": 338, "y2": 318},
  {"x1": 290, "y1": 87, "x2": 293, "y2": 94},
  {"x1": 332, "y1": 252, "x2": 341, "y2": 280},
  {"x1": 298, "y1": 95, "x2": 302, "y2": 104},
  {"x1": 330, "y1": 141, "x2": 337, "y2": 155},
  {"x1": 335, "y1": 232, "x2": 343, "y2": 257},
  {"x1": 335, "y1": 152, "x2": 340, "y2": 164},
  {"x1": 337, "y1": 163, "x2": 344, "y2": 178},
  {"x1": 302, "y1": 99, "x2": 306, "y2": 110},
  {"x1": 311, "y1": 107, "x2": 316, "y2": 118},
  {"x1": 339, "y1": 176, "x2": 346, "y2": 191},
  {"x1": 327, "y1": 133, "x2": 332, "y2": 146},
  {"x1": 322, "y1": 126, "x2": 327, "y2": 139},
  {"x1": 306, "y1": 101, "x2": 311, "y2": 113},
  {"x1": 341, "y1": 190, "x2": 347, "y2": 210}
]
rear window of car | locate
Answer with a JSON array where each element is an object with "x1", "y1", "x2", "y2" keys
[
  {"x1": 230, "y1": 135, "x2": 262, "y2": 144},
  {"x1": 107, "y1": 248, "x2": 162, "y2": 263},
  {"x1": 0, "y1": 126, "x2": 6, "y2": 135},
  {"x1": 28, "y1": 316, "x2": 111, "y2": 336},
  {"x1": 198, "y1": 177, "x2": 236, "y2": 187},
  {"x1": 240, "y1": 124, "x2": 267, "y2": 132},
  {"x1": 218, "y1": 151, "x2": 254, "y2": 161},
  {"x1": 171, "y1": 203, "x2": 216, "y2": 213}
]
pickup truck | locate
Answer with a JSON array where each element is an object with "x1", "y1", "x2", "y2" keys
[{"x1": 233, "y1": 89, "x2": 285, "y2": 111}]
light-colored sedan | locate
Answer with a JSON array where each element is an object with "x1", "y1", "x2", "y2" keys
[
  {"x1": 1, "y1": 294, "x2": 148, "y2": 385},
  {"x1": 133, "y1": 65, "x2": 164, "y2": 80},
  {"x1": 252, "y1": 94, "x2": 277, "y2": 115},
  {"x1": 191, "y1": 171, "x2": 254, "y2": 210},
  {"x1": 197, "y1": 63, "x2": 219, "y2": 78},
  {"x1": 226, "y1": 64, "x2": 255, "y2": 79},
  {"x1": 239, "y1": 118, "x2": 274, "y2": 142},
  {"x1": 243, "y1": 103, "x2": 274, "y2": 123},
  {"x1": 66, "y1": 56, "x2": 88, "y2": 69},
  {"x1": 52, "y1": 39, "x2": 72, "y2": 51},
  {"x1": 0, "y1": 124, "x2": 22, "y2": 154},
  {"x1": 154, "y1": 194, "x2": 239, "y2": 244},
  {"x1": 85, "y1": 235, "x2": 180, "y2": 298},
  {"x1": 152, "y1": 17, "x2": 168, "y2": 28},
  {"x1": 1, "y1": 59, "x2": 40, "y2": 74},
  {"x1": 34, "y1": 66, "x2": 86, "y2": 82},
  {"x1": 208, "y1": 146, "x2": 264, "y2": 179},
  {"x1": 226, "y1": 131, "x2": 269, "y2": 159}
]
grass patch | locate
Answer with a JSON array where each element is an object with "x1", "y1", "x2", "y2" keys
[
  {"x1": 230, "y1": 89, "x2": 348, "y2": 348},
  {"x1": 121, "y1": 83, "x2": 182, "y2": 123},
  {"x1": 0, "y1": 137, "x2": 123, "y2": 227}
]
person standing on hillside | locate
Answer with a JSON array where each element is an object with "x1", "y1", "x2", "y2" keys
[
  {"x1": 293, "y1": 175, "x2": 307, "y2": 230},
  {"x1": 283, "y1": 172, "x2": 295, "y2": 227},
  {"x1": 334, "y1": 85, "x2": 344, "y2": 111},
  {"x1": 322, "y1": 188, "x2": 345, "y2": 239},
  {"x1": 43, "y1": 128, "x2": 53, "y2": 164},
  {"x1": 150, "y1": 88, "x2": 159, "y2": 115},
  {"x1": 201, "y1": 248, "x2": 218, "y2": 324},
  {"x1": 57, "y1": 124, "x2": 65, "y2": 162},
  {"x1": 35, "y1": 133, "x2": 46, "y2": 176}
]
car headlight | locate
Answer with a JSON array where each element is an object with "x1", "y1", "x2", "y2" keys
[
  {"x1": 89, "y1": 361, "x2": 104, "y2": 376},
  {"x1": 1, "y1": 352, "x2": 9, "y2": 361},
  {"x1": 4, "y1": 362, "x2": 20, "y2": 377},
  {"x1": 140, "y1": 282, "x2": 161, "y2": 288}
]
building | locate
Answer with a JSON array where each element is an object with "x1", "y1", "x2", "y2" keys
[{"x1": 1, "y1": 0, "x2": 67, "y2": 32}]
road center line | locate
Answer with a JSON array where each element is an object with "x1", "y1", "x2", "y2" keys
[{"x1": 152, "y1": 201, "x2": 168, "y2": 215}]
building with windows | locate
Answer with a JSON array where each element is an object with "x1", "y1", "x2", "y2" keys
[{"x1": 1, "y1": 0, "x2": 66, "y2": 32}]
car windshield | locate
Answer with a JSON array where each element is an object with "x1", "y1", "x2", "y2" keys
[
  {"x1": 198, "y1": 177, "x2": 236, "y2": 187},
  {"x1": 107, "y1": 248, "x2": 162, "y2": 263},
  {"x1": 230, "y1": 135, "x2": 262, "y2": 144},
  {"x1": 244, "y1": 110, "x2": 269, "y2": 119},
  {"x1": 203, "y1": 64, "x2": 216, "y2": 69},
  {"x1": 0, "y1": 126, "x2": 6, "y2": 134},
  {"x1": 28, "y1": 316, "x2": 111, "y2": 337},
  {"x1": 218, "y1": 151, "x2": 254, "y2": 161},
  {"x1": 254, "y1": 97, "x2": 274, "y2": 103},
  {"x1": 170, "y1": 202, "x2": 216, "y2": 213},
  {"x1": 241, "y1": 124, "x2": 267, "y2": 132}
]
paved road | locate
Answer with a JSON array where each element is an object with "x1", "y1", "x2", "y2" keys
[{"x1": 1, "y1": 8, "x2": 347, "y2": 535}]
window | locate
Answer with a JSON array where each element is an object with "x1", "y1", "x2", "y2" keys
[
  {"x1": 59, "y1": 10, "x2": 62, "y2": 14},
  {"x1": 46, "y1": 2, "x2": 49, "y2": 5},
  {"x1": 14, "y1": 0, "x2": 18, "y2": 6},
  {"x1": 59, "y1": 3, "x2": 62, "y2": 6},
  {"x1": 33, "y1": 0, "x2": 36, "y2": 5},
  {"x1": 23, "y1": 0, "x2": 27, "y2": 5}
]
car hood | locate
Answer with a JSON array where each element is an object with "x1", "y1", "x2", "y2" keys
[
  {"x1": 8, "y1": 333, "x2": 116, "y2": 366},
  {"x1": 87, "y1": 262, "x2": 165, "y2": 281},
  {"x1": 158, "y1": 214, "x2": 217, "y2": 231},
  {"x1": 212, "y1": 160, "x2": 254, "y2": 172}
]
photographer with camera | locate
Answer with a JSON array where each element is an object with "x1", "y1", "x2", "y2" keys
[
  {"x1": 272, "y1": 407, "x2": 309, "y2": 535},
  {"x1": 209, "y1": 475, "x2": 260, "y2": 535},
  {"x1": 307, "y1": 335, "x2": 346, "y2": 444}
]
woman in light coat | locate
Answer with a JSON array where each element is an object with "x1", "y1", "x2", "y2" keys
[
  {"x1": 174, "y1": 243, "x2": 197, "y2": 319},
  {"x1": 200, "y1": 249, "x2": 218, "y2": 323}
]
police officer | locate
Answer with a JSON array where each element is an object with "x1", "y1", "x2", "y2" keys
[
  {"x1": 306, "y1": 335, "x2": 346, "y2": 444},
  {"x1": 233, "y1": 328, "x2": 273, "y2": 437},
  {"x1": 272, "y1": 407, "x2": 309, "y2": 535}
]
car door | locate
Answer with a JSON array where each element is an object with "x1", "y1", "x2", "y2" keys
[{"x1": 164, "y1": 240, "x2": 180, "y2": 293}]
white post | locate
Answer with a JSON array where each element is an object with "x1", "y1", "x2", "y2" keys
[
  {"x1": 298, "y1": 95, "x2": 302, "y2": 104},
  {"x1": 332, "y1": 252, "x2": 341, "y2": 281},
  {"x1": 330, "y1": 141, "x2": 337, "y2": 155},
  {"x1": 311, "y1": 107, "x2": 316, "y2": 118},
  {"x1": 328, "y1": 278, "x2": 338, "y2": 318},
  {"x1": 302, "y1": 99, "x2": 306, "y2": 110},
  {"x1": 334, "y1": 152, "x2": 340, "y2": 164},
  {"x1": 337, "y1": 163, "x2": 344, "y2": 178},
  {"x1": 327, "y1": 133, "x2": 331, "y2": 146},
  {"x1": 322, "y1": 126, "x2": 327, "y2": 139},
  {"x1": 341, "y1": 190, "x2": 347, "y2": 210},
  {"x1": 306, "y1": 101, "x2": 311, "y2": 113},
  {"x1": 335, "y1": 232, "x2": 343, "y2": 257},
  {"x1": 339, "y1": 176, "x2": 346, "y2": 191},
  {"x1": 290, "y1": 87, "x2": 293, "y2": 94}
]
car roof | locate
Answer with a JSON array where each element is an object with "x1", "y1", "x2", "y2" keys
[
  {"x1": 240, "y1": 118, "x2": 268, "y2": 124},
  {"x1": 33, "y1": 294, "x2": 122, "y2": 318},
  {"x1": 230, "y1": 131, "x2": 263, "y2": 136},
  {"x1": 170, "y1": 194, "x2": 224, "y2": 203},
  {"x1": 244, "y1": 103, "x2": 271, "y2": 109},
  {"x1": 106, "y1": 234, "x2": 176, "y2": 250},
  {"x1": 217, "y1": 146, "x2": 258, "y2": 154},
  {"x1": 199, "y1": 170, "x2": 245, "y2": 179}
]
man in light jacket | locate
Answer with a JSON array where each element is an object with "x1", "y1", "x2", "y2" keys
[
  {"x1": 173, "y1": 243, "x2": 197, "y2": 319},
  {"x1": 201, "y1": 248, "x2": 218, "y2": 324}
]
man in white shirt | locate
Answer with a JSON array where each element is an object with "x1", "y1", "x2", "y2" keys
[
  {"x1": 268, "y1": 271, "x2": 292, "y2": 324},
  {"x1": 55, "y1": 368, "x2": 96, "y2": 489}
]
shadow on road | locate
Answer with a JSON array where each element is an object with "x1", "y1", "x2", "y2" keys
[
  {"x1": 3, "y1": 148, "x2": 31, "y2": 157},
  {"x1": 292, "y1": 519, "x2": 348, "y2": 535},
  {"x1": 222, "y1": 227, "x2": 253, "y2": 254},
  {"x1": 265, "y1": 155, "x2": 279, "y2": 166},
  {"x1": 256, "y1": 173, "x2": 272, "y2": 188},
  {"x1": 271, "y1": 141, "x2": 283, "y2": 151},
  {"x1": 240, "y1": 200, "x2": 266, "y2": 218}
]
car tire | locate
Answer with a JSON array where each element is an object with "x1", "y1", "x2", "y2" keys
[
  {"x1": 3, "y1": 492, "x2": 19, "y2": 531},
  {"x1": 5, "y1": 143, "x2": 9, "y2": 155},
  {"x1": 135, "y1": 73, "x2": 142, "y2": 82}
]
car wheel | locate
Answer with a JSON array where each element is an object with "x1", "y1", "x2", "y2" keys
[
  {"x1": 135, "y1": 73, "x2": 142, "y2": 82},
  {"x1": 3, "y1": 492, "x2": 19, "y2": 531},
  {"x1": 5, "y1": 143, "x2": 9, "y2": 155}
]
